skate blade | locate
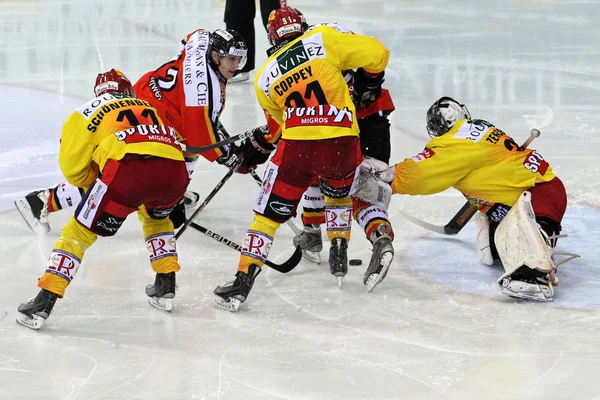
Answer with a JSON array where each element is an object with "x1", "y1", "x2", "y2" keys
[
  {"x1": 16, "y1": 313, "x2": 45, "y2": 330},
  {"x1": 337, "y1": 276, "x2": 344, "y2": 289},
  {"x1": 147, "y1": 297, "x2": 173, "y2": 312},
  {"x1": 302, "y1": 250, "x2": 321, "y2": 264},
  {"x1": 365, "y1": 251, "x2": 394, "y2": 293},
  {"x1": 14, "y1": 199, "x2": 50, "y2": 234},
  {"x1": 213, "y1": 296, "x2": 242, "y2": 312},
  {"x1": 500, "y1": 279, "x2": 553, "y2": 302}
]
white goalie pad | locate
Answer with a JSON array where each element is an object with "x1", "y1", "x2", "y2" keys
[
  {"x1": 474, "y1": 211, "x2": 494, "y2": 266},
  {"x1": 494, "y1": 191, "x2": 556, "y2": 301},
  {"x1": 349, "y1": 160, "x2": 392, "y2": 210}
]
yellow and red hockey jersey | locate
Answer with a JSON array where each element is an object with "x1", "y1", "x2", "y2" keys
[
  {"x1": 59, "y1": 92, "x2": 184, "y2": 188},
  {"x1": 254, "y1": 24, "x2": 389, "y2": 141},
  {"x1": 390, "y1": 119, "x2": 556, "y2": 209}
]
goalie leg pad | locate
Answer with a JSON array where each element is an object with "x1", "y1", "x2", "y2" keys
[
  {"x1": 494, "y1": 191, "x2": 557, "y2": 300},
  {"x1": 475, "y1": 212, "x2": 494, "y2": 266}
]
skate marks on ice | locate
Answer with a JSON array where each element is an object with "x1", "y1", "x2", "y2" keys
[{"x1": 404, "y1": 205, "x2": 597, "y2": 309}]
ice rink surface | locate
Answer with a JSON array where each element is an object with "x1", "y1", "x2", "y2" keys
[{"x1": 1, "y1": 0, "x2": 600, "y2": 399}]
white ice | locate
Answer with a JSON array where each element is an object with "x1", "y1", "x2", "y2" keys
[{"x1": 1, "y1": 1, "x2": 600, "y2": 399}]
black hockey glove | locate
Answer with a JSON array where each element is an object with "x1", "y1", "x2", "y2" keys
[
  {"x1": 352, "y1": 69, "x2": 385, "y2": 108},
  {"x1": 215, "y1": 143, "x2": 240, "y2": 168},
  {"x1": 215, "y1": 121, "x2": 240, "y2": 168},
  {"x1": 235, "y1": 125, "x2": 275, "y2": 174}
]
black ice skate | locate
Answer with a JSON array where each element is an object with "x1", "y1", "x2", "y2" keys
[
  {"x1": 183, "y1": 190, "x2": 200, "y2": 211},
  {"x1": 213, "y1": 265, "x2": 261, "y2": 312},
  {"x1": 14, "y1": 189, "x2": 51, "y2": 233},
  {"x1": 16, "y1": 289, "x2": 58, "y2": 330},
  {"x1": 146, "y1": 272, "x2": 176, "y2": 312},
  {"x1": 364, "y1": 225, "x2": 394, "y2": 293},
  {"x1": 293, "y1": 224, "x2": 323, "y2": 264},
  {"x1": 329, "y1": 237, "x2": 348, "y2": 288}
]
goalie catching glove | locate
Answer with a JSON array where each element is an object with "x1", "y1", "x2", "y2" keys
[
  {"x1": 352, "y1": 69, "x2": 385, "y2": 108},
  {"x1": 234, "y1": 125, "x2": 275, "y2": 174}
]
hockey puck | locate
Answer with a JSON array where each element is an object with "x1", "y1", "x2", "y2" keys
[{"x1": 349, "y1": 259, "x2": 362, "y2": 266}]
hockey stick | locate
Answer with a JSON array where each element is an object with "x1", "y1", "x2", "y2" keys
[
  {"x1": 400, "y1": 128, "x2": 541, "y2": 235},
  {"x1": 398, "y1": 201, "x2": 477, "y2": 235},
  {"x1": 184, "y1": 130, "x2": 252, "y2": 154},
  {"x1": 190, "y1": 222, "x2": 302, "y2": 273},
  {"x1": 175, "y1": 161, "x2": 240, "y2": 239}
]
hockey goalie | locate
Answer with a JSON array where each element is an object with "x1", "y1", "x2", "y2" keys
[{"x1": 352, "y1": 96, "x2": 579, "y2": 302}]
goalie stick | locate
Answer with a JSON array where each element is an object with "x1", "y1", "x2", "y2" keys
[
  {"x1": 190, "y1": 222, "x2": 302, "y2": 273},
  {"x1": 400, "y1": 128, "x2": 541, "y2": 235}
]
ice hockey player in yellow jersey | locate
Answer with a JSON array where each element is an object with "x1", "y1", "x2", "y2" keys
[
  {"x1": 16, "y1": 69, "x2": 189, "y2": 330},
  {"x1": 214, "y1": 6, "x2": 389, "y2": 311},
  {"x1": 354, "y1": 96, "x2": 576, "y2": 301}
]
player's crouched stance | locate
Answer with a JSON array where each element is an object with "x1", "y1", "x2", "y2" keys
[
  {"x1": 214, "y1": 6, "x2": 390, "y2": 311},
  {"x1": 16, "y1": 70, "x2": 189, "y2": 330},
  {"x1": 353, "y1": 96, "x2": 578, "y2": 302}
]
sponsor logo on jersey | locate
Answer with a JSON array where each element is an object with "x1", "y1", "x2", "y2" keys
[
  {"x1": 113, "y1": 124, "x2": 182, "y2": 149},
  {"x1": 454, "y1": 119, "x2": 492, "y2": 143},
  {"x1": 148, "y1": 77, "x2": 164, "y2": 100},
  {"x1": 284, "y1": 104, "x2": 353, "y2": 128},
  {"x1": 276, "y1": 38, "x2": 325, "y2": 75},
  {"x1": 257, "y1": 33, "x2": 326, "y2": 96},
  {"x1": 183, "y1": 30, "x2": 210, "y2": 107},
  {"x1": 411, "y1": 148, "x2": 435, "y2": 162},
  {"x1": 523, "y1": 150, "x2": 549, "y2": 175}
]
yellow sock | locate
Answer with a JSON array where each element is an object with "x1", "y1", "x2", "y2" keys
[{"x1": 238, "y1": 214, "x2": 280, "y2": 273}]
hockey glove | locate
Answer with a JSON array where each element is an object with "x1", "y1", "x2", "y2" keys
[
  {"x1": 352, "y1": 69, "x2": 385, "y2": 108},
  {"x1": 235, "y1": 125, "x2": 275, "y2": 174},
  {"x1": 216, "y1": 143, "x2": 240, "y2": 168},
  {"x1": 214, "y1": 121, "x2": 241, "y2": 168}
]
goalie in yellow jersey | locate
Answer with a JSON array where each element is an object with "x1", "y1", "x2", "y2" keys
[
  {"x1": 353, "y1": 96, "x2": 578, "y2": 302},
  {"x1": 16, "y1": 70, "x2": 190, "y2": 330}
]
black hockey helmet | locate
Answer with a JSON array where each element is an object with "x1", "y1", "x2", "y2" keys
[
  {"x1": 426, "y1": 96, "x2": 471, "y2": 138},
  {"x1": 209, "y1": 28, "x2": 248, "y2": 70}
]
